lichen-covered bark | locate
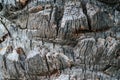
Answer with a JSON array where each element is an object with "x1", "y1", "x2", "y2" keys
[{"x1": 0, "y1": 0, "x2": 120, "y2": 80}]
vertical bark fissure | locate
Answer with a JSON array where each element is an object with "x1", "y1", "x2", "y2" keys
[
  {"x1": 0, "y1": 20, "x2": 11, "y2": 37},
  {"x1": 81, "y1": 1, "x2": 92, "y2": 31}
]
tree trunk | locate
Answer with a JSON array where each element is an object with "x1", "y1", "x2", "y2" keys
[{"x1": 0, "y1": 0, "x2": 120, "y2": 80}]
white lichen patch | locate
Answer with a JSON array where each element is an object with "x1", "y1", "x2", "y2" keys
[
  {"x1": 0, "y1": 23, "x2": 8, "y2": 38},
  {"x1": 27, "y1": 48, "x2": 40, "y2": 59},
  {"x1": 7, "y1": 50, "x2": 19, "y2": 61}
]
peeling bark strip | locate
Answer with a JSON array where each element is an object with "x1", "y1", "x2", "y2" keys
[
  {"x1": 0, "y1": 0, "x2": 120, "y2": 80},
  {"x1": 16, "y1": 47, "x2": 26, "y2": 70},
  {"x1": 29, "y1": 5, "x2": 43, "y2": 13}
]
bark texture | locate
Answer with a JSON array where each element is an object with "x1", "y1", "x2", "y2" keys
[{"x1": 0, "y1": 0, "x2": 120, "y2": 80}]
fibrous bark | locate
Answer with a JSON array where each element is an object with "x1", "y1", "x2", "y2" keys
[{"x1": 0, "y1": 0, "x2": 120, "y2": 80}]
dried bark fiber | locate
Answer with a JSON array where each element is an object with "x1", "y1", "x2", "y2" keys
[{"x1": 0, "y1": 0, "x2": 120, "y2": 80}]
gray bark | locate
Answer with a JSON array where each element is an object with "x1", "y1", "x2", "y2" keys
[{"x1": 0, "y1": 0, "x2": 120, "y2": 80}]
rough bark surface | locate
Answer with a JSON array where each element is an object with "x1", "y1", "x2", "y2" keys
[{"x1": 0, "y1": 0, "x2": 120, "y2": 80}]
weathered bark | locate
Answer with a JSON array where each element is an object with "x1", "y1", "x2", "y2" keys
[{"x1": 0, "y1": 0, "x2": 120, "y2": 80}]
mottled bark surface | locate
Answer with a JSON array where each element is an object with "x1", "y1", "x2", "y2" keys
[{"x1": 0, "y1": 0, "x2": 120, "y2": 80}]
